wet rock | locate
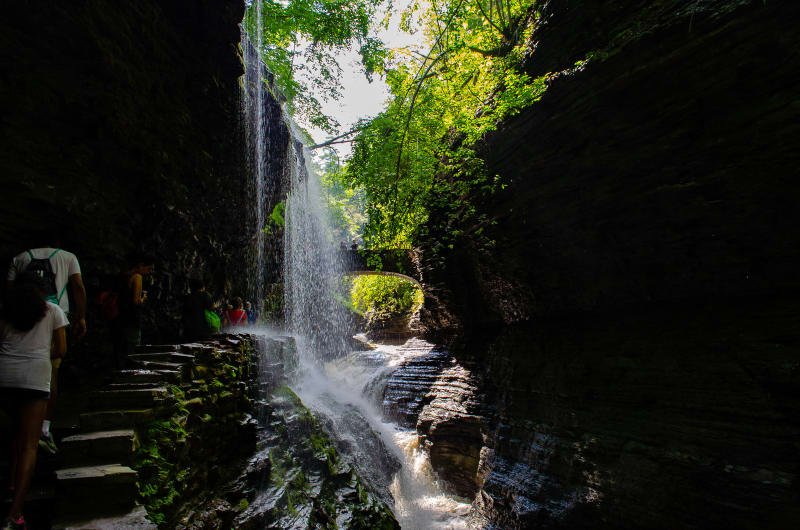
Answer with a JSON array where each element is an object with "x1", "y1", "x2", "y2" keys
[
  {"x1": 382, "y1": 345, "x2": 452, "y2": 426},
  {"x1": 234, "y1": 385, "x2": 399, "y2": 529},
  {"x1": 132, "y1": 336, "x2": 260, "y2": 526},
  {"x1": 416, "y1": 362, "x2": 485, "y2": 498},
  {"x1": 314, "y1": 401, "x2": 402, "y2": 509}
]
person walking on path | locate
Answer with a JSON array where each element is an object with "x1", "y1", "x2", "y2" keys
[
  {"x1": 7, "y1": 237, "x2": 86, "y2": 454},
  {"x1": 0, "y1": 272, "x2": 68, "y2": 530},
  {"x1": 111, "y1": 253, "x2": 154, "y2": 369},
  {"x1": 182, "y1": 277, "x2": 214, "y2": 342}
]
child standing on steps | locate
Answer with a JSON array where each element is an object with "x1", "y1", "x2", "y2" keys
[{"x1": 0, "y1": 272, "x2": 68, "y2": 530}]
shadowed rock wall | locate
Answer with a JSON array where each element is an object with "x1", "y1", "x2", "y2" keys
[
  {"x1": 0, "y1": 1, "x2": 289, "y2": 345},
  {"x1": 418, "y1": 1, "x2": 800, "y2": 528}
]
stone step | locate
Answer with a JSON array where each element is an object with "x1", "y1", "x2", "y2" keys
[
  {"x1": 88, "y1": 387, "x2": 170, "y2": 410},
  {"x1": 53, "y1": 504, "x2": 156, "y2": 529},
  {"x1": 80, "y1": 409, "x2": 155, "y2": 430},
  {"x1": 54, "y1": 464, "x2": 138, "y2": 520},
  {"x1": 108, "y1": 381, "x2": 166, "y2": 390},
  {"x1": 128, "y1": 351, "x2": 195, "y2": 364},
  {"x1": 135, "y1": 344, "x2": 179, "y2": 353},
  {"x1": 130, "y1": 359, "x2": 188, "y2": 373},
  {"x1": 59, "y1": 429, "x2": 136, "y2": 467},
  {"x1": 114, "y1": 368, "x2": 181, "y2": 384}
]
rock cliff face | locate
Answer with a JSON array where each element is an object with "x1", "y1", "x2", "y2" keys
[
  {"x1": 0, "y1": 1, "x2": 289, "y2": 343},
  {"x1": 418, "y1": 1, "x2": 800, "y2": 528}
]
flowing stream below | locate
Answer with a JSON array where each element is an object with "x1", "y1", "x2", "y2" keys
[{"x1": 275, "y1": 334, "x2": 477, "y2": 529}]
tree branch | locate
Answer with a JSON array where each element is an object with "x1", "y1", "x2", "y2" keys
[
  {"x1": 475, "y1": 0, "x2": 504, "y2": 35},
  {"x1": 308, "y1": 127, "x2": 363, "y2": 149}
]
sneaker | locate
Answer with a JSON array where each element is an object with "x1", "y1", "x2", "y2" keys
[
  {"x1": 2, "y1": 516, "x2": 26, "y2": 529},
  {"x1": 39, "y1": 431, "x2": 58, "y2": 455}
]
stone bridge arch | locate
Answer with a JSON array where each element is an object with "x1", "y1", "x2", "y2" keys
[
  {"x1": 340, "y1": 249, "x2": 422, "y2": 284},
  {"x1": 342, "y1": 270, "x2": 422, "y2": 290}
]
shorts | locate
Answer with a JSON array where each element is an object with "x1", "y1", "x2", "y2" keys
[{"x1": 0, "y1": 387, "x2": 51, "y2": 409}]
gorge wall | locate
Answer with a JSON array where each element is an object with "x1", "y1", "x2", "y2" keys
[
  {"x1": 418, "y1": 0, "x2": 800, "y2": 528},
  {"x1": 0, "y1": 0, "x2": 289, "y2": 345}
]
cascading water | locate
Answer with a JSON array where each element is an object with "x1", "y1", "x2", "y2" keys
[
  {"x1": 294, "y1": 341, "x2": 478, "y2": 529},
  {"x1": 241, "y1": 2, "x2": 476, "y2": 526},
  {"x1": 282, "y1": 131, "x2": 352, "y2": 361},
  {"x1": 242, "y1": 43, "x2": 268, "y2": 304},
  {"x1": 279, "y1": 125, "x2": 477, "y2": 528}
]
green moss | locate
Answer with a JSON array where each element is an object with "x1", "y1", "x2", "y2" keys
[
  {"x1": 131, "y1": 339, "x2": 259, "y2": 526},
  {"x1": 167, "y1": 384, "x2": 185, "y2": 400},
  {"x1": 133, "y1": 417, "x2": 189, "y2": 522}
]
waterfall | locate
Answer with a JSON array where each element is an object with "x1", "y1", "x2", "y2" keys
[
  {"x1": 282, "y1": 131, "x2": 351, "y2": 360},
  {"x1": 241, "y1": 0, "x2": 270, "y2": 307},
  {"x1": 240, "y1": 3, "x2": 477, "y2": 527}
]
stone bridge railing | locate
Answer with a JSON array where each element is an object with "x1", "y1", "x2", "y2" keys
[{"x1": 340, "y1": 249, "x2": 421, "y2": 284}]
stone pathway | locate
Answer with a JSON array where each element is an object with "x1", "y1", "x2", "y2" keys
[{"x1": 50, "y1": 344, "x2": 198, "y2": 528}]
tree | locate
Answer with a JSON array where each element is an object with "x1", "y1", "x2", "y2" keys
[
  {"x1": 242, "y1": 0, "x2": 386, "y2": 132},
  {"x1": 341, "y1": 0, "x2": 548, "y2": 248}
]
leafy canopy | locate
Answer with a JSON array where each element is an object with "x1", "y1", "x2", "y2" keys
[
  {"x1": 242, "y1": 0, "x2": 386, "y2": 131},
  {"x1": 340, "y1": 0, "x2": 548, "y2": 248}
]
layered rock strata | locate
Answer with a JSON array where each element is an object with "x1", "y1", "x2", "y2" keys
[{"x1": 416, "y1": 1, "x2": 800, "y2": 528}]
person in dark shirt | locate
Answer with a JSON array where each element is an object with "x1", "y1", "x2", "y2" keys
[
  {"x1": 112, "y1": 253, "x2": 154, "y2": 369},
  {"x1": 182, "y1": 277, "x2": 213, "y2": 342}
]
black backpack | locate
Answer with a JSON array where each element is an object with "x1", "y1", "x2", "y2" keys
[{"x1": 25, "y1": 249, "x2": 66, "y2": 305}]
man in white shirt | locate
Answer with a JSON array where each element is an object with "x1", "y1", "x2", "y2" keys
[
  {"x1": 7, "y1": 247, "x2": 86, "y2": 335},
  {"x1": 7, "y1": 238, "x2": 87, "y2": 453}
]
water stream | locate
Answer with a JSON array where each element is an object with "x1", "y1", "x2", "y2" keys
[{"x1": 293, "y1": 339, "x2": 475, "y2": 529}]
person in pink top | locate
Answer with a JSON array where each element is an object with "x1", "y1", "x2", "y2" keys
[{"x1": 223, "y1": 297, "x2": 248, "y2": 328}]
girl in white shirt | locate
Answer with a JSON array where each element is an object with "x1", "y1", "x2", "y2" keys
[{"x1": 0, "y1": 272, "x2": 67, "y2": 529}]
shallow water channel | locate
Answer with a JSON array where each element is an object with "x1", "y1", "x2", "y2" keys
[{"x1": 288, "y1": 336, "x2": 478, "y2": 529}]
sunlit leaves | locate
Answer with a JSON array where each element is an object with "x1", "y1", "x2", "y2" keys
[
  {"x1": 343, "y1": 0, "x2": 546, "y2": 248},
  {"x1": 350, "y1": 275, "x2": 423, "y2": 316},
  {"x1": 243, "y1": 0, "x2": 385, "y2": 131}
]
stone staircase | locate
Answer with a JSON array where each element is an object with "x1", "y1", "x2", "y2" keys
[{"x1": 50, "y1": 345, "x2": 196, "y2": 528}]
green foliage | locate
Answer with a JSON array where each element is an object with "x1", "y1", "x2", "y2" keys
[
  {"x1": 263, "y1": 201, "x2": 286, "y2": 235},
  {"x1": 243, "y1": 0, "x2": 385, "y2": 131},
  {"x1": 167, "y1": 384, "x2": 185, "y2": 401},
  {"x1": 350, "y1": 275, "x2": 423, "y2": 317},
  {"x1": 314, "y1": 150, "x2": 367, "y2": 243},
  {"x1": 133, "y1": 417, "x2": 189, "y2": 524},
  {"x1": 261, "y1": 283, "x2": 284, "y2": 323},
  {"x1": 342, "y1": 0, "x2": 549, "y2": 247}
]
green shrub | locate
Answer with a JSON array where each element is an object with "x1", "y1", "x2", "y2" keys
[{"x1": 350, "y1": 275, "x2": 422, "y2": 317}]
